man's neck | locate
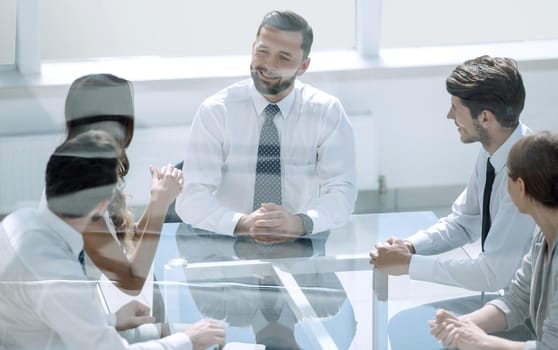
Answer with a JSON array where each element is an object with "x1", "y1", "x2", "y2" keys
[
  {"x1": 482, "y1": 125, "x2": 516, "y2": 155},
  {"x1": 59, "y1": 215, "x2": 88, "y2": 235},
  {"x1": 263, "y1": 84, "x2": 295, "y2": 104}
]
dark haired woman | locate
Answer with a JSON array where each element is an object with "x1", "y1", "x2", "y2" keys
[
  {"x1": 431, "y1": 131, "x2": 558, "y2": 350},
  {"x1": 42, "y1": 73, "x2": 183, "y2": 296}
]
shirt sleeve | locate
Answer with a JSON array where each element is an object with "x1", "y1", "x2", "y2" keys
[
  {"x1": 175, "y1": 102, "x2": 244, "y2": 235},
  {"x1": 538, "y1": 284, "x2": 558, "y2": 350},
  {"x1": 30, "y1": 277, "x2": 192, "y2": 350},
  {"x1": 408, "y1": 161, "x2": 535, "y2": 291},
  {"x1": 408, "y1": 179, "x2": 481, "y2": 256},
  {"x1": 303, "y1": 100, "x2": 357, "y2": 234},
  {"x1": 487, "y1": 236, "x2": 533, "y2": 329},
  {"x1": 490, "y1": 232, "x2": 558, "y2": 350},
  {"x1": 409, "y1": 200, "x2": 534, "y2": 291}
]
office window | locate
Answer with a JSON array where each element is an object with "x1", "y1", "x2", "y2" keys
[
  {"x1": 0, "y1": 0, "x2": 17, "y2": 65},
  {"x1": 381, "y1": 0, "x2": 558, "y2": 48},
  {"x1": 39, "y1": 0, "x2": 355, "y2": 61}
]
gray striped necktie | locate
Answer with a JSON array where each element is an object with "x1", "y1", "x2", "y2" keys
[{"x1": 253, "y1": 104, "x2": 282, "y2": 210}]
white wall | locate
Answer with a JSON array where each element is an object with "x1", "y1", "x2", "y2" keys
[{"x1": 1, "y1": 59, "x2": 558, "y2": 212}]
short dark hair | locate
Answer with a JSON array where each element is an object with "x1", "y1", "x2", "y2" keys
[
  {"x1": 46, "y1": 130, "x2": 119, "y2": 217},
  {"x1": 446, "y1": 55, "x2": 525, "y2": 128},
  {"x1": 508, "y1": 131, "x2": 558, "y2": 208},
  {"x1": 257, "y1": 10, "x2": 313, "y2": 58}
]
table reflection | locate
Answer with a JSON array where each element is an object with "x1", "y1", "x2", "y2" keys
[{"x1": 169, "y1": 223, "x2": 356, "y2": 349}]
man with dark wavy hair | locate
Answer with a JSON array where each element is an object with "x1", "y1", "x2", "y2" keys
[
  {"x1": 371, "y1": 55, "x2": 536, "y2": 349},
  {"x1": 0, "y1": 130, "x2": 224, "y2": 350}
]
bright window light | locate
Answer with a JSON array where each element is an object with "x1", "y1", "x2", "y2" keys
[
  {"x1": 0, "y1": 0, "x2": 17, "y2": 65},
  {"x1": 381, "y1": 0, "x2": 558, "y2": 48},
  {"x1": 39, "y1": 0, "x2": 355, "y2": 61}
]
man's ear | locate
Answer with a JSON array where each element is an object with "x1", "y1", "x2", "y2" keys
[
  {"x1": 479, "y1": 110, "x2": 495, "y2": 127},
  {"x1": 297, "y1": 57, "x2": 311, "y2": 76},
  {"x1": 517, "y1": 177, "x2": 526, "y2": 197}
]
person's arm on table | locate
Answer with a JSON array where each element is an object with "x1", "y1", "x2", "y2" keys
[
  {"x1": 175, "y1": 103, "x2": 246, "y2": 236},
  {"x1": 409, "y1": 196, "x2": 534, "y2": 291},
  {"x1": 30, "y1": 274, "x2": 192, "y2": 350},
  {"x1": 430, "y1": 307, "x2": 524, "y2": 350},
  {"x1": 300, "y1": 100, "x2": 357, "y2": 234},
  {"x1": 370, "y1": 238, "x2": 413, "y2": 275},
  {"x1": 370, "y1": 175, "x2": 480, "y2": 276}
]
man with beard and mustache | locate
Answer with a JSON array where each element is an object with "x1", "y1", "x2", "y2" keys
[
  {"x1": 370, "y1": 56, "x2": 536, "y2": 349},
  {"x1": 176, "y1": 10, "x2": 357, "y2": 243}
]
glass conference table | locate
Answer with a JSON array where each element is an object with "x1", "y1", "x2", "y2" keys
[{"x1": 152, "y1": 212, "x2": 474, "y2": 350}]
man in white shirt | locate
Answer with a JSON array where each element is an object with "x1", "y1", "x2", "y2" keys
[
  {"x1": 0, "y1": 131, "x2": 225, "y2": 350},
  {"x1": 369, "y1": 55, "x2": 536, "y2": 349},
  {"x1": 175, "y1": 10, "x2": 357, "y2": 243}
]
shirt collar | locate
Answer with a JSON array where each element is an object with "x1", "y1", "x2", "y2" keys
[
  {"x1": 489, "y1": 121, "x2": 530, "y2": 172},
  {"x1": 38, "y1": 205, "x2": 84, "y2": 261},
  {"x1": 250, "y1": 80, "x2": 297, "y2": 119}
]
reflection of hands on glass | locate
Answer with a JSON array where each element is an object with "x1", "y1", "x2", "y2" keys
[
  {"x1": 184, "y1": 319, "x2": 226, "y2": 350},
  {"x1": 235, "y1": 203, "x2": 304, "y2": 244},
  {"x1": 256, "y1": 321, "x2": 298, "y2": 349},
  {"x1": 233, "y1": 236, "x2": 312, "y2": 260},
  {"x1": 114, "y1": 300, "x2": 155, "y2": 331},
  {"x1": 369, "y1": 237, "x2": 412, "y2": 275},
  {"x1": 149, "y1": 163, "x2": 184, "y2": 208}
]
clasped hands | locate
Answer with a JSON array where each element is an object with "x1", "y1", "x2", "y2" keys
[
  {"x1": 235, "y1": 203, "x2": 304, "y2": 244},
  {"x1": 369, "y1": 237, "x2": 414, "y2": 275},
  {"x1": 429, "y1": 309, "x2": 492, "y2": 350}
]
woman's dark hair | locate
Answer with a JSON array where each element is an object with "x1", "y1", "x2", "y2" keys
[
  {"x1": 257, "y1": 10, "x2": 313, "y2": 59},
  {"x1": 65, "y1": 116, "x2": 134, "y2": 176},
  {"x1": 64, "y1": 73, "x2": 136, "y2": 248},
  {"x1": 508, "y1": 131, "x2": 558, "y2": 208},
  {"x1": 446, "y1": 55, "x2": 525, "y2": 128}
]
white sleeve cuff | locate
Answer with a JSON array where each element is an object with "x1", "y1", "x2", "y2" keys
[
  {"x1": 159, "y1": 333, "x2": 192, "y2": 350},
  {"x1": 407, "y1": 231, "x2": 432, "y2": 254},
  {"x1": 408, "y1": 254, "x2": 435, "y2": 282},
  {"x1": 227, "y1": 212, "x2": 245, "y2": 236}
]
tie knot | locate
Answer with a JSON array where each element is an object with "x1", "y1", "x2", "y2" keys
[{"x1": 263, "y1": 104, "x2": 280, "y2": 120}]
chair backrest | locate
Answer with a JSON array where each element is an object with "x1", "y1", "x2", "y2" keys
[{"x1": 164, "y1": 160, "x2": 184, "y2": 223}]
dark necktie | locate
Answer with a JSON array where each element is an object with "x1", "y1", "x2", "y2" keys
[
  {"x1": 78, "y1": 249, "x2": 86, "y2": 274},
  {"x1": 259, "y1": 277, "x2": 283, "y2": 322},
  {"x1": 253, "y1": 104, "x2": 282, "y2": 210},
  {"x1": 481, "y1": 158, "x2": 495, "y2": 251}
]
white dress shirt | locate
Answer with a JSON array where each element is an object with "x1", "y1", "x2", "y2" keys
[
  {"x1": 176, "y1": 79, "x2": 357, "y2": 235},
  {"x1": 39, "y1": 190, "x2": 117, "y2": 280},
  {"x1": 407, "y1": 122, "x2": 536, "y2": 292},
  {"x1": 0, "y1": 207, "x2": 191, "y2": 350}
]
